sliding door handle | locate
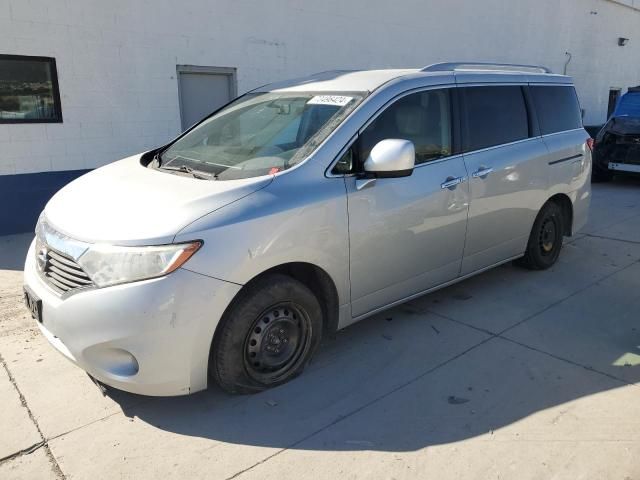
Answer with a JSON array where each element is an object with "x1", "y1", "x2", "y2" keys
[
  {"x1": 441, "y1": 176, "x2": 465, "y2": 190},
  {"x1": 472, "y1": 167, "x2": 494, "y2": 178}
]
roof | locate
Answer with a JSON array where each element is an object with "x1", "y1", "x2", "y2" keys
[
  {"x1": 255, "y1": 63, "x2": 570, "y2": 93},
  {"x1": 256, "y1": 69, "x2": 420, "y2": 93}
]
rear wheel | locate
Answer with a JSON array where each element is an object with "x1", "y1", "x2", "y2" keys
[
  {"x1": 516, "y1": 201, "x2": 564, "y2": 270},
  {"x1": 210, "y1": 273, "x2": 323, "y2": 394}
]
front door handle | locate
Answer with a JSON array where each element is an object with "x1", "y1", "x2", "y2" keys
[
  {"x1": 441, "y1": 176, "x2": 465, "y2": 190},
  {"x1": 472, "y1": 167, "x2": 494, "y2": 178}
]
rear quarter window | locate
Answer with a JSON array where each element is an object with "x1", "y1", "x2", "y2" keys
[
  {"x1": 461, "y1": 86, "x2": 529, "y2": 152},
  {"x1": 531, "y1": 85, "x2": 583, "y2": 135}
]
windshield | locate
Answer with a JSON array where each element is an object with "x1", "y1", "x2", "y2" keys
[
  {"x1": 614, "y1": 92, "x2": 640, "y2": 117},
  {"x1": 158, "y1": 91, "x2": 365, "y2": 180}
]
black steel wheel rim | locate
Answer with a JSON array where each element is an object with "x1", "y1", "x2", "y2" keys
[
  {"x1": 244, "y1": 302, "x2": 312, "y2": 384},
  {"x1": 539, "y1": 216, "x2": 558, "y2": 256}
]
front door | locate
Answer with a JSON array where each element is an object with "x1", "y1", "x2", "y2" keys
[{"x1": 346, "y1": 88, "x2": 470, "y2": 318}]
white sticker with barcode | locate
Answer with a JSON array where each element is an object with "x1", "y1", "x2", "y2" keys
[{"x1": 307, "y1": 95, "x2": 353, "y2": 107}]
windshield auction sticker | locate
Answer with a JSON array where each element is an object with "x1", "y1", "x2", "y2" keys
[{"x1": 307, "y1": 95, "x2": 354, "y2": 107}]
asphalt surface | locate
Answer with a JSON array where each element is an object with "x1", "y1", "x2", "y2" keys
[{"x1": 1, "y1": 179, "x2": 639, "y2": 480}]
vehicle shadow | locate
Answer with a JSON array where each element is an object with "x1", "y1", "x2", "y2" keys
[
  {"x1": 110, "y1": 284, "x2": 640, "y2": 452},
  {"x1": 604, "y1": 175, "x2": 640, "y2": 188}
]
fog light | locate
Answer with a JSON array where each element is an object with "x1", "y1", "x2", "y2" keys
[{"x1": 84, "y1": 347, "x2": 139, "y2": 377}]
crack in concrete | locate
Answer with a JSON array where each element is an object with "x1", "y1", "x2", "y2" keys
[
  {"x1": 0, "y1": 440, "x2": 45, "y2": 463},
  {"x1": 584, "y1": 233, "x2": 640, "y2": 245},
  {"x1": 430, "y1": 309, "x2": 640, "y2": 390},
  {"x1": 0, "y1": 353, "x2": 66, "y2": 478},
  {"x1": 41, "y1": 393, "x2": 153, "y2": 446},
  {"x1": 498, "y1": 336, "x2": 639, "y2": 390}
]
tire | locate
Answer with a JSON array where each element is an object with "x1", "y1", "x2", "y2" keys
[
  {"x1": 210, "y1": 273, "x2": 323, "y2": 394},
  {"x1": 515, "y1": 201, "x2": 564, "y2": 270}
]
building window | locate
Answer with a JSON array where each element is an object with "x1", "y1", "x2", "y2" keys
[{"x1": 0, "y1": 55, "x2": 62, "y2": 123}]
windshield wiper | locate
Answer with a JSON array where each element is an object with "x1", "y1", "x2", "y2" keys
[{"x1": 158, "y1": 164, "x2": 216, "y2": 180}]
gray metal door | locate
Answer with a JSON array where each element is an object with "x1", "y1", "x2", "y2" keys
[{"x1": 177, "y1": 66, "x2": 236, "y2": 131}]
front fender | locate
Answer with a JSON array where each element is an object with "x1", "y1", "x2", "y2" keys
[{"x1": 173, "y1": 173, "x2": 351, "y2": 308}]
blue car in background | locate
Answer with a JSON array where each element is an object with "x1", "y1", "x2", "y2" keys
[{"x1": 592, "y1": 86, "x2": 640, "y2": 182}]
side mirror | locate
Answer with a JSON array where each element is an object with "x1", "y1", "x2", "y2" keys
[{"x1": 363, "y1": 139, "x2": 415, "y2": 178}]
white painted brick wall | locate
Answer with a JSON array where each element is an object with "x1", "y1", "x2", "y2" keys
[{"x1": 0, "y1": 0, "x2": 639, "y2": 175}]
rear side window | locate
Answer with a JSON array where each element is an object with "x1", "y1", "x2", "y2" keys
[
  {"x1": 531, "y1": 86, "x2": 582, "y2": 135},
  {"x1": 461, "y1": 86, "x2": 529, "y2": 152}
]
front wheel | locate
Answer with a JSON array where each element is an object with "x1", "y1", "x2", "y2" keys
[
  {"x1": 516, "y1": 201, "x2": 564, "y2": 270},
  {"x1": 210, "y1": 273, "x2": 323, "y2": 394}
]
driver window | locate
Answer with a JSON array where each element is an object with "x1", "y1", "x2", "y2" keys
[{"x1": 359, "y1": 89, "x2": 452, "y2": 166}]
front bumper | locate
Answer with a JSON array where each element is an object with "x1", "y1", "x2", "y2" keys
[
  {"x1": 24, "y1": 240, "x2": 241, "y2": 396},
  {"x1": 594, "y1": 140, "x2": 640, "y2": 173}
]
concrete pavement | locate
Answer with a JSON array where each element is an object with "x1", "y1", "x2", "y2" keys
[{"x1": 1, "y1": 179, "x2": 639, "y2": 479}]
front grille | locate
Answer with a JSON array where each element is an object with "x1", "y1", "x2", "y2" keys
[{"x1": 43, "y1": 249, "x2": 94, "y2": 294}]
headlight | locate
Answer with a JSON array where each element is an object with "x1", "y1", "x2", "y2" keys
[{"x1": 77, "y1": 241, "x2": 202, "y2": 288}]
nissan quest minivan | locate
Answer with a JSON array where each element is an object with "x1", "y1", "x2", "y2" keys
[{"x1": 23, "y1": 63, "x2": 592, "y2": 395}]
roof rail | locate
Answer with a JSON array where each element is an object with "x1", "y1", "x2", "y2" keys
[{"x1": 422, "y1": 62, "x2": 552, "y2": 74}]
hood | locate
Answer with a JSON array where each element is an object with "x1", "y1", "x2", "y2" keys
[
  {"x1": 605, "y1": 115, "x2": 640, "y2": 135},
  {"x1": 44, "y1": 155, "x2": 273, "y2": 245},
  {"x1": 605, "y1": 116, "x2": 640, "y2": 136}
]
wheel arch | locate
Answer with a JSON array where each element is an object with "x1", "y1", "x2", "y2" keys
[
  {"x1": 212, "y1": 262, "x2": 341, "y2": 349},
  {"x1": 547, "y1": 193, "x2": 574, "y2": 236}
]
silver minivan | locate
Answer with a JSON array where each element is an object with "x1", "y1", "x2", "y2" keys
[{"x1": 23, "y1": 63, "x2": 592, "y2": 395}]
